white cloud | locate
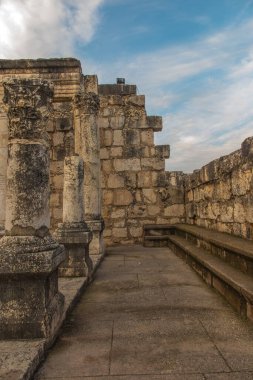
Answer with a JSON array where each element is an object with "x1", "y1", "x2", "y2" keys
[
  {"x1": 0, "y1": 0, "x2": 104, "y2": 58},
  {"x1": 92, "y1": 18, "x2": 253, "y2": 172},
  {"x1": 160, "y1": 72, "x2": 253, "y2": 172},
  {"x1": 1, "y1": 0, "x2": 252, "y2": 174}
]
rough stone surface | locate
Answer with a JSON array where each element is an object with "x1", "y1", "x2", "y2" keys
[
  {"x1": 98, "y1": 88, "x2": 185, "y2": 246},
  {"x1": 55, "y1": 222, "x2": 93, "y2": 278},
  {"x1": 0, "y1": 59, "x2": 82, "y2": 231},
  {"x1": 3, "y1": 79, "x2": 53, "y2": 236},
  {"x1": 74, "y1": 83, "x2": 104, "y2": 256},
  {"x1": 54, "y1": 156, "x2": 93, "y2": 277},
  {"x1": 0, "y1": 79, "x2": 66, "y2": 339},
  {"x1": 184, "y1": 137, "x2": 253, "y2": 240},
  {"x1": 86, "y1": 219, "x2": 105, "y2": 257},
  {"x1": 0, "y1": 276, "x2": 88, "y2": 380},
  {"x1": 62, "y1": 156, "x2": 84, "y2": 224}
]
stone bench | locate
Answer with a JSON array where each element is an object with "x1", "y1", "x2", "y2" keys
[
  {"x1": 143, "y1": 223, "x2": 253, "y2": 322},
  {"x1": 143, "y1": 224, "x2": 173, "y2": 247}
]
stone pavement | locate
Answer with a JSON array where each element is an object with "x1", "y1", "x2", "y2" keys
[{"x1": 35, "y1": 245, "x2": 253, "y2": 380}]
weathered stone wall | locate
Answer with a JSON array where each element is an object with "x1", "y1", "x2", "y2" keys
[
  {"x1": 0, "y1": 59, "x2": 82, "y2": 229},
  {"x1": 0, "y1": 78, "x2": 66, "y2": 339},
  {"x1": 98, "y1": 85, "x2": 185, "y2": 245},
  {"x1": 1, "y1": 58, "x2": 252, "y2": 247},
  {"x1": 185, "y1": 137, "x2": 253, "y2": 239}
]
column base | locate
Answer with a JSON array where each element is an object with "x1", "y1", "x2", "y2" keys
[
  {"x1": 55, "y1": 222, "x2": 93, "y2": 278},
  {"x1": 0, "y1": 235, "x2": 66, "y2": 339},
  {"x1": 86, "y1": 219, "x2": 105, "y2": 260}
]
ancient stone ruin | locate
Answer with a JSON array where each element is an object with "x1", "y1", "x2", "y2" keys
[{"x1": 0, "y1": 58, "x2": 253, "y2": 377}]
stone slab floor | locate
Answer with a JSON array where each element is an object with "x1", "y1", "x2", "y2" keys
[{"x1": 35, "y1": 245, "x2": 253, "y2": 380}]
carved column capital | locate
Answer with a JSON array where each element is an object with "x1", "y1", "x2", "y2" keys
[
  {"x1": 3, "y1": 78, "x2": 53, "y2": 140},
  {"x1": 73, "y1": 92, "x2": 100, "y2": 115}
]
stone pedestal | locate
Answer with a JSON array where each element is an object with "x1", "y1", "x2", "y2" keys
[
  {"x1": 0, "y1": 236, "x2": 65, "y2": 339},
  {"x1": 55, "y1": 222, "x2": 92, "y2": 277},
  {"x1": 0, "y1": 79, "x2": 66, "y2": 339},
  {"x1": 54, "y1": 156, "x2": 93, "y2": 277},
  {"x1": 74, "y1": 88, "x2": 105, "y2": 259},
  {"x1": 86, "y1": 219, "x2": 104, "y2": 264}
]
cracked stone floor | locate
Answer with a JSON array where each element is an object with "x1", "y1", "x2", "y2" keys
[{"x1": 35, "y1": 245, "x2": 253, "y2": 380}]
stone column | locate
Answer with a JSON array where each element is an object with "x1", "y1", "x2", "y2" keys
[
  {"x1": 54, "y1": 155, "x2": 93, "y2": 277},
  {"x1": 74, "y1": 90, "x2": 104, "y2": 264},
  {"x1": 0, "y1": 79, "x2": 66, "y2": 339},
  {"x1": 0, "y1": 106, "x2": 8, "y2": 233}
]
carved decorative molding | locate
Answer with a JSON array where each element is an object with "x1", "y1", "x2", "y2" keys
[
  {"x1": 3, "y1": 79, "x2": 53, "y2": 140},
  {"x1": 51, "y1": 102, "x2": 73, "y2": 119}
]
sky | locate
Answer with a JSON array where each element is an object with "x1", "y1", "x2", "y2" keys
[{"x1": 0, "y1": 0, "x2": 253, "y2": 172}]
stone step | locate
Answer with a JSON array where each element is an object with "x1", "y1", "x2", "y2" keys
[
  {"x1": 174, "y1": 224, "x2": 253, "y2": 277},
  {"x1": 143, "y1": 224, "x2": 173, "y2": 236},
  {"x1": 143, "y1": 223, "x2": 253, "y2": 277},
  {"x1": 167, "y1": 234, "x2": 253, "y2": 322},
  {"x1": 144, "y1": 235, "x2": 171, "y2": 247}
]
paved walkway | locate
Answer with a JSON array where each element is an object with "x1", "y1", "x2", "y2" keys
[{"x1": 35, "y1": 245, "x2": 253, "y2": 380}]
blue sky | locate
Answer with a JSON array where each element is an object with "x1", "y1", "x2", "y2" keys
[{"x1": 0, "y1": 0, "x2": 253, "y2": 172}]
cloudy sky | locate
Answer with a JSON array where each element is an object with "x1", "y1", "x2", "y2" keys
[{"x1": 0, "y1": 0, "x2": 253, "y2": 172}]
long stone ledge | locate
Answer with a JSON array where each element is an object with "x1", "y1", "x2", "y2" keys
[
  {"x1": 144, "y1": 223, "x2": 253, "y2": 264},
  {"x1": 98, "y1": 83, "x2": 137, "y2": 96},
  {"x1": 174, "y1": 224, "x2": 253, "y2": 259},
  {"x1": 167, "y1": 235, "x2": 253, "y2": 321},
  {"x1": 0, "y1": 58, "x2": 81, "y2": 70}
]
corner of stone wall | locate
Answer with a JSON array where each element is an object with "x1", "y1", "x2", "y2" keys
[
  {"x1": 99, "y1": 86, "x2": 187, "y2": 246},
  {"x1": 83, "y1": 75, "x2": 98, "y2": 94}
]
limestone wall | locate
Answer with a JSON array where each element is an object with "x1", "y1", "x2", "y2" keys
[
  {"x1": 98, "y1": 86, "x2": 185, "y2": 245},
  {"x1": 1, "y1": 58, "x2": 252, "y2": 247},
  {"x1": 0, "y1": 59, "x2": 82, "y2": 229},
  {"x1": 185, "y1": 137, "x2": 253, "y2": 239}
]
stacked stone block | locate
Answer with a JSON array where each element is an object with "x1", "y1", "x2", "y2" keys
[
  {"x1": 98, "y1": 85, "x2": 185, "y2": 245},
  {"x1": 0, "y1": 58, "x2": 82, "y2": 230},
  {"x1": 0, "y1": 59, "x2": 105, "y2": 257},
  {"x1": 185, "y1": 137, "x2": 253, "y2": 239}
]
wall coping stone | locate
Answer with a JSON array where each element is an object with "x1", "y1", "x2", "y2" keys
[{"x1": 0, "y1": 58, "x2": 81, "y2": 70}]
